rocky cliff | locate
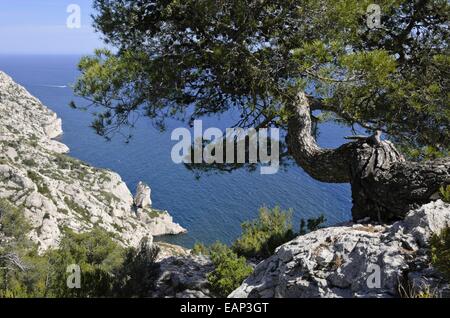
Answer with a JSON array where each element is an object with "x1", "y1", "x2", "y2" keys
[
  {"x1": 230, "y1": 200, "x2": 450, "y2": 298},
  {"x1": 0, "y1": 71, "x2": 185, "y2": 251}
]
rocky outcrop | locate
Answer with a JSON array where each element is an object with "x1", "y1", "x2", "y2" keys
[
  {"x1": 152, "y1": 242, "x2": 215, "y2": 298},
  {"x1": 133, "y1": 181, "x2": 186, "y2": 236},
  {"x1": 134, "y1": 181, "x2": 152, "y2": 208},
  {"x1": 0, "y1": 71, "x2": 186, "y2": 251},
  {"x1": 136, "y1": 209, "x2": 187, "y2": 236},
  {"x1": 230, "y1": 200, "x2": 450, "y2": 298}
]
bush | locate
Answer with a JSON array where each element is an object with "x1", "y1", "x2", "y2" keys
[
  {"x1": 0, "y1": 199, "x2": 47, "y2": 297},
  {"x1": 197, "y1": 207, "x2": 328, "y2": 297},
  {"x1": 430, "y1": 227, "x2": 450, "y2": 282},
  {"x1": 22, "y1": 159, "x2": 37, "y2": 167},
  {"x1": 45, "y1": 227, "x2": 126, "y2": 297},
  {"x1": 113, "y1": 237, "x2": 160, "y2": 297},
  {"x1": 0, "y1": 199, "x2": 161, "y2": 298},
  {"x1": 27, "y1": 171, "x2": 51, "y2": 196},
  {"x1": 191, "y1": 242, "x2": 209, "y2": 255},
  {"x1": 0, "y1": 250, "x2": 48, "y2": 298},
  {"x1": 299, "y1": 214, "x2": 327, "y2": 235},
  {"x1": 232, "y1": 206, "x2": 295, "y2": 259},
  {"x1": 439, "y1": 185, "x2": 450, "y2": 203},
  {"x1": 0, "y1": 198, "x2": 31, "y2": 240},
  {"x1": 207, "y1": 242, "x2": 253, "y2": 297}
]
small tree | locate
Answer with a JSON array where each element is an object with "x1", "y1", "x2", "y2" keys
[
  {"x1": 45, "y1": 228, "x2": 125, "y2": 297},
  {"x1": 439, "y1": 185, "x2": 450, "y2": 203},
  {"x1": 207, "y1": 242, "x2": 253, "y2": 297},
  {"x1": 232, "y1": 206, "x2": 295, "y2": 259},
  {"x1": 299, "y1": 214, "x2": 327, "y2": 235},
  {"x1": 0, "y1": 199, "x2": 47, "y2": 298},
  {"x1": 430, "y1": 227, "x2": 450, "y2": 282},
  {"x1": 114, "y1": 237, "x2": 160, "y2": 297}
]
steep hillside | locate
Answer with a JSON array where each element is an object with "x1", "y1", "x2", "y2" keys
[{"x1": 0, "y1": 71, "x2": 185, "y2": 251}]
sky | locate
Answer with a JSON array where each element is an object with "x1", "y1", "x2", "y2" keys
[{"x1": 0, "y1": 0, "x2": 103, "y2": 54}]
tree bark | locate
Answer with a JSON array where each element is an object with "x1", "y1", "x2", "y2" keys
[{"x1": 286, "y1": 91, "x2": 450, "y2": 222}]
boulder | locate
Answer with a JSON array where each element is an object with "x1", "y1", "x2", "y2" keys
[
  {"x1": 230, "y1": 200, "x2": 450, "y2": 298},
  {"x1": 152, "y1": 250, "x2": 215, "y2": 298}
]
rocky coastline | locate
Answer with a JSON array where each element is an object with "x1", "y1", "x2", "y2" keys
[{"x1": 0, "y1": 70, "x2": 186, "y2": 251}]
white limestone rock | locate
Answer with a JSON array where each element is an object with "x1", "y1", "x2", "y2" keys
[
  {"x1": 152, "y1": 247, "x2": 215, "y2": 298},
  {"x1": 230, "y1": 200, "x2": 450, "y2": 298},
  {"x1": 134, "y1": 181, "x2": 152, "y2": 208},
  {"x1": 137, "y1": 208, "x2": 187, "y2": 235},
  {"x1": 0, "y1": 70, "x2": 186, "y2": 251}
]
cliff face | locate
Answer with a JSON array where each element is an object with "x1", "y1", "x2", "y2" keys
[
  {"x1": 230, "y1": 200, "x2": 450, "y2": 298},
  {"x1": 0, "y1": 71, "x2": 185, "y2": 251}
]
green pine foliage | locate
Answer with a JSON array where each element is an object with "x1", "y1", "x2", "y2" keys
[
  {"x1": 439, "y1": 185, "x2": 450, "y2": 203},
  {"x1": 44, "y1": 228, "x2": 125, "y2": 297},
  {"x1": 113, "y1": 237, "x2": 160, "y2": 297},
  {"x1": 74, "y1": 0, "x2": 449, "y2": 158},
  {"x1": 191, "y1": 242, "x2": 209, "y2": 256},
  {"x1": 0, "y1": 198, "x2": 160, "y2": 297},
  {"x1": 0, "y1": 198, "x2": 46, "y2": 297},
  {"x1": 299, "y1": 214, "x2": 327, "y2": 235},
  {"x1": 0, "y1": 198, "x2": 31, "y2": 239},
  {"x1": 206, "y1": 242, "x2": 253, "y2": 297},
  {"x1": 196, "y1": 206, "x2": 327, "y2": 297},
  {"x1": 232, "y1": 206, "x2": 295, "y2": 259},
  {"x1": 430, "y1": 227, "x2": 450, "y2": 282}
]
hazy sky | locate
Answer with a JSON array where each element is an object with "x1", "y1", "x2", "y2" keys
[{"x1": 0, "y1": 0, "x2": 103, "y2": 54}]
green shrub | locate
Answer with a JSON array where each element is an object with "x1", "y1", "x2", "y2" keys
[
  {"x1": 398, "y1": 280, "x2": 437, "y2": 298},
  {"x1": 64, "y1": 197, "x2": 90, "y2": 222},
  {"x1": 44, "y1": 229, "x2": 160, "y2": 298},
  {"x1": 191, "y1": 242, "x2": 209, "y2": 255},
  {"x1": 0, "y1": 249, "x2": 49, "y2": 298},
  {"x1": 146, "y1": 208, "x2": 164, "y2": 218},
  {"x1": 232, "y1": 206, "x2": 295, "y2": 259},
  {"x1": 27, "y1": 170, "x2": 51, "y2": 196},
  {"x1": 22, "y1": 159, "x2": 37, "y2": 167},
  {"x1": 53, "y1": 153, "x2": 85, "y2": 170},
  {"x1": 196, "y1": 207, "x2": 328, "y2": 297},
  {"x1": 299, "y1": 214, "x2": 327, "y2": 235},
  {"x1": 0, "y1": 198, "x2": 31, "y2": 240},
  {"x1": 207, "y1": 242, "x2": 253, "y2": 297},
  {"x1": 439, "y1": 185, "x2": 450, "y2": 203},
  {"x1": 0, "y1": 200, "x2": 160, "y2": 298},
  {"x1": 0, "y1": 199, "x2": 47, "y2": 298},
  {"x1": 430, "y1": 227, "x2": 450, "y2": 282},
  {"x1": 45, "y1": 227, "x2": 125, "y2": 297},
  {"x1": 98, "y1": 191, "x2": 120, "y2": 205},
  {"x1": 113, "y1": 237, "x2": 160, "y2": 297}
]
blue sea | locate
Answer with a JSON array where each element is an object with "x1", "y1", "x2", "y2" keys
[{"x1": 0, "y1": 55, "x2": 352, "y2": 247}]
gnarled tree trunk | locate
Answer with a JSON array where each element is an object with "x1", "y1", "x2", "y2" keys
[{"x1": 286, "y1": 91, "x2": 450, "y2": 222}]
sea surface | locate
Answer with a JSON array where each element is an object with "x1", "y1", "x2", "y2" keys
[{"x1": 0, "y1": 55, "x2": 353, "y2": 247}]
